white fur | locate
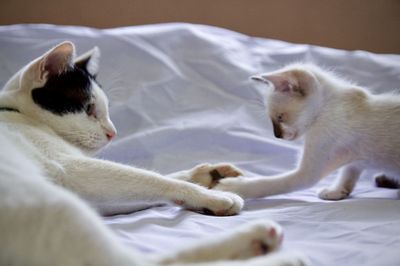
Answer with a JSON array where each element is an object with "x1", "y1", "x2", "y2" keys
[
  {"x1": 215, "y1": 63, "x2": 400, "y2": 200},
  {"x1": 0, "y1": 42, "x2": 305, "y2": 266}
]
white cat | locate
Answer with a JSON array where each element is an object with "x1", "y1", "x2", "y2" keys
[
  {"x1": 215, "y1": 63, "x2": 400, "y2": 200},
  {"x1": 0, "y1": 42, "x2": 305, "y2": 266}
]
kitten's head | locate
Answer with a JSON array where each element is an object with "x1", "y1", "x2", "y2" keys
[
  {"x1": 251, "y1": 64, "x2": 322, "y2": 140},
  {"x1": 2, "y1": 42, "x2": 117, "y2": 153}
]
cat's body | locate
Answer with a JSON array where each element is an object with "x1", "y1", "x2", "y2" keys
[
  {"x1": 0, "y1": 42, "x2": 246, "y2": 216},
  {"x1": 215, "y1": 63, "x2": 400, "y2": 200},
  {"x1": 0, "y1": 42, "x2": 305, "y2": 266}
]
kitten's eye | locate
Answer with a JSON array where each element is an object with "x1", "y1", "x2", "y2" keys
[{"x1": 85, "y1": 103, "x2": 96, "y2": 117}]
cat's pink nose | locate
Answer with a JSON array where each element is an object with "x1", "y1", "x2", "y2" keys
[{"x1": 106, "y1": 131, "x2": 116, "y2": 140}]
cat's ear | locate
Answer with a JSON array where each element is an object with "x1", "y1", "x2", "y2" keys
[
  {"x1": 38, "y1": 42, "x2": 75, "y2": 81},
  {"x1": 251, "y1": 73, "x2": 306, "y2": 97},
  {"x1": 22, "y1": 41, "x2": 75, "y2": 86},
  {"x1": 74, "y1": 47, "x2": 101, "y2": 77}
]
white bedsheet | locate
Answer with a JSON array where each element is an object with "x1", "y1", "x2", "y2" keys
[{"x1": 1, "y1": 23, "x2": 399, "y2": 266}]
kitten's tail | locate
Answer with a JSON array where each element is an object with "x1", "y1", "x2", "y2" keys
[{"x1": 375, "y1": 174, "x2": 400, "y2": 189}]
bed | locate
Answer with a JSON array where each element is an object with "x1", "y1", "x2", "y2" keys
[{"x1": 0, "y1": 23, "x2": 399, "y2": 266}]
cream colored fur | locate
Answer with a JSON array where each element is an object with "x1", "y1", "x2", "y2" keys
[{"x1": 215, "y1": 63, "x2": 400, "y2": 200}]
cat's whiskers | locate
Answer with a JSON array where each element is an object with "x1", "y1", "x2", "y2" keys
[{"x1": 246, "y1": 99, "x2": 268, "y2": 119}]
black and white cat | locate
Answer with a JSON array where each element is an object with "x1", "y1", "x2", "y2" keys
[
  {"x1": 0, "y1": 42, "x2": 305, "y2": 266},
  {"x1": 215, "y1": 63, "x2": 400, "y2": 200}
]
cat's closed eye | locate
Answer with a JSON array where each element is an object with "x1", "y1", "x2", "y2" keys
[{"x1": 85, "y1": 103, "x2": 96, "y2": 117}]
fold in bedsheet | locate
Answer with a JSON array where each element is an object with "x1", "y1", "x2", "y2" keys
[{"x1": 1, "y1": 23, "x2": 399, "y2": 266}]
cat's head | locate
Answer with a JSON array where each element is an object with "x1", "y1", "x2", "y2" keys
[
  {"x1": 2, "y1": 42, "x2": 117, "y2": 153},
  {"x1": 251, "y1": 64, "x2": 322, "y2": 140}
]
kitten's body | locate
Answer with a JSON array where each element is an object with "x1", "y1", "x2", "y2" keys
[
  {"x1": 216, "y1": 63, "x2": 400, "y2": 200},
  {"x1": 0, "y1": 42, "x2": 304, "y2": 266}
]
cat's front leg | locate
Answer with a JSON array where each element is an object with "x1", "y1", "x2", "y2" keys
[
  {"x1": 167, "y1": 163, "x2": 243, "y2": 188},
  {"x1": 156, "y1": 220, "x2": 284, "y2": 264},
  {"x1": 318, "y1": 164, "x2": 362, "y2": 200},
  {"x1": 58, "y1": 156, "x2": 243, "y2": 215}
]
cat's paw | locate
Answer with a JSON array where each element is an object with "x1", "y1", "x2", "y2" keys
[
  {"x1": 237, "y1": 221, "x2": 284, "y2": 258},
  {"x1": 188, "y1": 163, "x2": 243, "y2": 188},
  {"x1": 176, "y1": 189, "x2": 244, "y2": 216},
  {"x1": 318, "y1": 187, "x2": 349, "y2": 200}
]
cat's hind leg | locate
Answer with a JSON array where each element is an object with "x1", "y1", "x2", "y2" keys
[
  {"x1": 155, "y1": 220, "x2": 284, "y2": 264},
  {"x1": 318, "y1": 165, "x2": 361, "y2": 200},
  {"x1": 167, "y1": 163, "x2": 243, "y2": 189}
]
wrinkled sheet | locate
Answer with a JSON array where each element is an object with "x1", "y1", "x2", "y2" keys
[{"x1": 1, "y1": 23, "x2": 399, "y2": 266}]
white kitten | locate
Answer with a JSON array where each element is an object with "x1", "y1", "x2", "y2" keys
[
  {"x1": 215, "y1": 63, "x2": 400, "y2": 200},
  {"x1": 0, "y1": 42, "x2": 305, "y2": 265}
]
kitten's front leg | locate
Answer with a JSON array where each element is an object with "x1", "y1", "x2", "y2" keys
[
  {"x1": 58, "y1": 156, "x2": 243, "y2": 215},
  {"x1": 167, "y1": 163, "x2": 243, "y2": 188},
  {"x1": 214, "y1": 140, "x2": 352, "y2": 199},
  {"x1": 213, "y1": 170, "x2": 313, "y2": 199}
]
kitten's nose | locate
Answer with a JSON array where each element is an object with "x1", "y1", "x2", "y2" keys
[{"x1": 272, "y1": 120, "x2": 283, "y2": 139}]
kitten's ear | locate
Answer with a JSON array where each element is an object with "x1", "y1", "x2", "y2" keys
[
  {"x1": 251, "y1": 73, "x2": 305, "y2": 97},
  {"x1": 250, "y1": 74, "x2": 269, "y2": 83},
  {"x1": 74, "y1": 47, "x2": 101, "y2": 77}
]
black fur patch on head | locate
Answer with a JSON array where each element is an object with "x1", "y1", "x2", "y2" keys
[{"x1": 32, "y1": 67, "x2": 92, "y2": 115}]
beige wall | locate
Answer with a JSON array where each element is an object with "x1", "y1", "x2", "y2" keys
[{"x1": 0, "y1": 0, "x2": 399, "y2": 54}]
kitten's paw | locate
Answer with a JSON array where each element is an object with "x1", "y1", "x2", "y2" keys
[
  {"x1": 318, "y1": 187, "x2": 349, "y2": 200},
  {"x1": 213, "y1": 177, "x2": 248, "y2": 196},
  {"x1": 181, "y1": 190, "x2": 244, "y2": 216},
  {"x1": 188, "y1": 163, "x2": 243, "y2": 188}
]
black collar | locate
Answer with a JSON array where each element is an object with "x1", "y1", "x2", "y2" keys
[{"x1": 0, "y1": 107, "x2": 19, "y2": 113}]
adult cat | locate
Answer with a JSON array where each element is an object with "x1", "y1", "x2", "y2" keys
[
  {"x1": 215, "y1": 63, "x2": 400, "y2": 200},
  {"x1": 0, "y1": 41, "x2": 244, "y2": 216},
  {"x1": 0, "y1": 42, "x2": 305, "y2": 265}
]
